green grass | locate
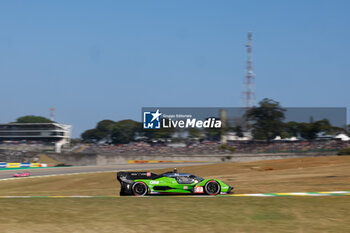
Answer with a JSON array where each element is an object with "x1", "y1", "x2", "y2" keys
[
  {"x1": 0, "y1": 197, "x2": 349, "y2": 233},
  {"x1": 1, "y1": 156, "x2": 350, "y2": 232}
]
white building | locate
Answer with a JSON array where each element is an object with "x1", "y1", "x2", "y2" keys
[{"x1": 0, "y1": 123, "x2": 72, "y2": 145}]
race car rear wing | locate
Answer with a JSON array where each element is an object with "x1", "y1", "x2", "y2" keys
[{"x1": 117, "y1": 171, "x2": 159, "y2": 182}]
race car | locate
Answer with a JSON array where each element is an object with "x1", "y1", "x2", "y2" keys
[
  {"x1": 117, "y1": 168, "x2": 233, "y2": 196},
  {"x1": 13, "y1": 171, "x2": 31, "y2": 177}
]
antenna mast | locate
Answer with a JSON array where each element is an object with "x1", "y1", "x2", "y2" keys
[
  {"x1": 50, "y1": 107, "x2": 55, "y2": 121},
  {"x1": 243, "y1": 32, "x2": 255, "y2": 108}
]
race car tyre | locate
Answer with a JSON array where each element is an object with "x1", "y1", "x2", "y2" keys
[
  {"x1": 120, "y1": 183, "x2": 128, "y2": 196},
  {"x1": 132, "y1": 182, "x2": 148, "y2": 196},
  {"x1": 204, "y1": 180, "x2": 220, "y2": 195}
]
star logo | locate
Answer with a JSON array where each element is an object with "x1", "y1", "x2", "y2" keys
[
  {"x1": 143, "y1": 109, "x2": 162, "y2": 129},
  {"x1": 150, "y1": 109, "x2": 162, "y2": 122}
]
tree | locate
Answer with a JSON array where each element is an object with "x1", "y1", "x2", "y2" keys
[
  {"x1": 245, "y1": 98, "x2": 286, "y2": 141},
  {"x1": 142, "y1": 118, "x2": 175, "y2": 141},
  {"x1": 81, "y1": 129, "x2": 103, "y2": 142},
  {"x1": 232, "y1": 125, "x2": 244, "y2": 137},
  {"x1": 96, "y1": 119, "x2": 116, "y2": 140},
  {"x1": 284, "y1": 121, "x2": 300, "y2": 138},
  {"x1": 314, "y1": 119, "x2": 332, "y2": 133},
  {"x1": 81, "y1": 119, "x2": 116, "y2": 143},
  {"x1": 188, "y1": 128, "x2": 202, "y2": 138},
  {"x1": 205, "y1": 128, "x2": 222, "y2": 141},
  {"x1": 96, "y1": 120, "x2": 115, "y2": 132},
  {"x1": 297, "y1": 119, "x2": 344, "y2": 140},
  {"x1": 204, "y1": 117, "x2": 222, "y2": 141},
  {"x1": 16, "y1": 115, "x2": 53, "y2": 123},
  {"x1": 297, "y1": 122, "x2": 319, "y2": 140},
  {"x1": 316, "y1": 119, "x2": 346, "y2": 135},
  {"x1": 111, "y1": 120, "x2": 141, "y2": 144},
  {"x1": 154, "y1": 127, "x2": 175, "y2": 140},
  {"x1": 283, "y1": 118, "x2": 344, "y2": 140}
]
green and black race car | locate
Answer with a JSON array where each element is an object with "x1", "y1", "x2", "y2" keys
[{"x1": 117, "y1": 168, "x2": 233, "y2": 196}]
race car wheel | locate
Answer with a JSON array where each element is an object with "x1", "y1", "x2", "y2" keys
[
  {"x1": 132, "y1": 182, "x2": 148, "y2": 196},
  {"x1": 204, "y1": 180, "x2": 220, "y2": 195}
]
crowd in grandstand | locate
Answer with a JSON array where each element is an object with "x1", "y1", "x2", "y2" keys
[
  {"x1": 229, "y1": 140, "x2": 349, "y2": 153},
  {"x1": 0, "y1": 140, "x2": 54, "y2": 152},
  {"x1": 0, "y1": 149, "x2": 35, "y2": 163},
  {"x1": 1, "y1": 138, "x2": 350, "y2": 156},
  {"x1": 80, "y1": 141, "x2": 225, "y2": 155},
  {"x1": 76, "y1": 140, "x2": 350, "y2": 155}
]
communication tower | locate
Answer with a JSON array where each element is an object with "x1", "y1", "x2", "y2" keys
[
  {"x1": 243, "y1": 32, "x2": 255, "y2": 108},
  {"x1": 50, "y1": 108, "x2": 55, "y2": 121}
]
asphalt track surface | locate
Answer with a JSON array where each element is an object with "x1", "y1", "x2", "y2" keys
[
  {"x1": 0, "y1": 191, "x2": 349, "y2": 198},
  {"x1": 0, "y1": 162, "x2": 212, "y2": 179}
]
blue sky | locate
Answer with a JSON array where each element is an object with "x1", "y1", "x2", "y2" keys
[{"x1": 0, "y1": 0, "x2": 349, "y2": 137}]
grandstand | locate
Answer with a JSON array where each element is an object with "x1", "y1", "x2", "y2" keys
[
  {"x1": 0, "y1": 123, "x2": 72, "y2": 146},
  {"x1": 75, "y1": 140, "x2": 350, "y2": 156}
]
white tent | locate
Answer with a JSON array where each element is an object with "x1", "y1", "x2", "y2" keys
[
  {"x1": 286, "y1": 136, "x2": 298, "y2": 141},
  {"x1": 335, "y1": 134, "x2": 350, "y2": 141},
  {"x1": 273, "y1": 136, "x2": 282, "y2": 141}
]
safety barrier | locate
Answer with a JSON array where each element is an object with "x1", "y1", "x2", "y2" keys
[
  {"x1": 127, "y1": 160, "x2": 209, "y2": 164},
  {"x1": 0, "y1": 162, "x2": 47, "y2": 168}
]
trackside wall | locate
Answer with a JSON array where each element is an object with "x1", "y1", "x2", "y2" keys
[{"x1": 46, "y1": 151, "x2": 337, "y2": 166}]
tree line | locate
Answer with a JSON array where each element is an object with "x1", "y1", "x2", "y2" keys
[
  {"x1": 81, "y1": 98, "x2": 347, "y2": 143},
  {"x1": 245, "y1": 98, "x2": 346, "y2": 141},
  {"x1": 10, "y1": 99, "x2": 350, "y2": 144}
]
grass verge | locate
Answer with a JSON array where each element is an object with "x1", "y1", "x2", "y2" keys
[
  {"x1": 0, "y1": 156, "x2": 350, "y2": 232},
  {"x1": 0, "y1": 197, "x2": 349, "y2": 233}
]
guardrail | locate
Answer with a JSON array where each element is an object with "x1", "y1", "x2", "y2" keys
[
  {"x1": 127, "y1": 160, "x2": 210, "y2": 164},
  {"x1": 0, "y1": 162, "x2": 47, "y2": 168}
]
